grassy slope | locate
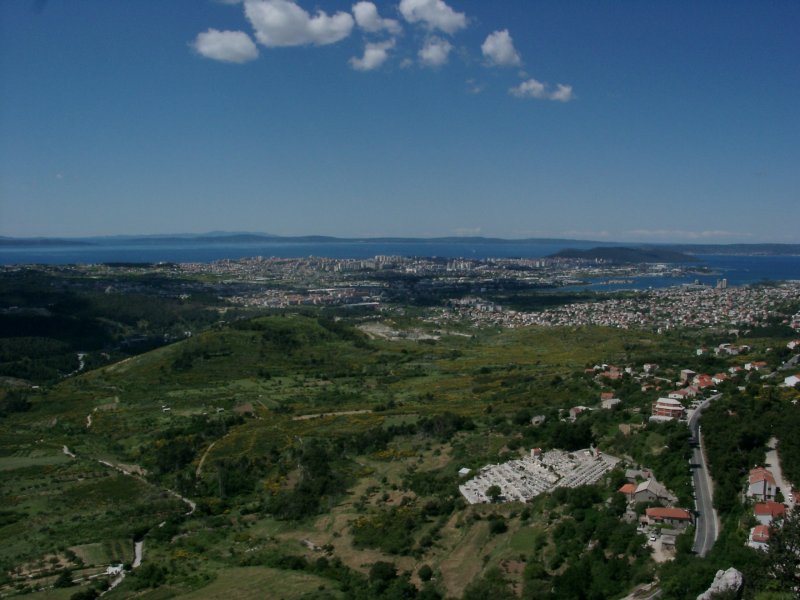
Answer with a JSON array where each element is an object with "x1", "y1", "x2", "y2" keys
[
  {"x1": 173, "y1": 567, "x2": 343, "y2": 599},
  {"x1": 8, "y1": 313, "x2": 789, "y2": 598}
]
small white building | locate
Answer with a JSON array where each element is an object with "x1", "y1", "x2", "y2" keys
[
  {"x1": 669, "y1": 387, "x2": 697, "y2": 401},
  {"x1": 106, "y1": 564, "x2": 124, "y2": 576},
  {"x1": 783, "y1": 374, "x2": 800, "y2": 388}
]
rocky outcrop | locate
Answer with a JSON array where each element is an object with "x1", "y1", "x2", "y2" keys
[{"x1": 696, "y1": 568, "x2": 743, "y2": 600}]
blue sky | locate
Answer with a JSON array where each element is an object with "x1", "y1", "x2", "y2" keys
[{"x1": 1, "y1": 0, "x2": 798, "y2": 242}]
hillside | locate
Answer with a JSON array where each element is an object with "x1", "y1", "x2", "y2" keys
[
  {"x1": 0, "y1": 314, "x2": 663, "y2": 598},
  {"x1": 549, "y1": 246, "x2": 698, "y2": 263},
  {"x1": 1, "y1": 309, "x2": 798, "y2": 599}
]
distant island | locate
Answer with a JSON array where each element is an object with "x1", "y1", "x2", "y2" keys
[
  {"x1": 0, "y1": 233, "x2": 799, "y2": 256},
  {"x1": 549, "y1": 247, "x2": 698, "y2": 263},
  {"x1": 0, "y1": 237, "x2": 93, "y2": 247}
]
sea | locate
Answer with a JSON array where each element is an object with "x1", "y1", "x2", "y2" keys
[{"x1": 2, "y1": 241, "x2": 799, "y2": 290}]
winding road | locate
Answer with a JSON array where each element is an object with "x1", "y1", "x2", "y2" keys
[{"x1": 688, "y1": 393, "x2": 721, "y2": 557}]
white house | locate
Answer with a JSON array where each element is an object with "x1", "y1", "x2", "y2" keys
[
  {"x1": 748, "y1": 525, "x2": 770, "y2": 551},
  {"x1": 601, "y1": 393, "x2": 621, "y2": 409},
  {"x1": 651, "y1": 397, "x2": 685, "y2": 421},
  {"x1": 744, "y1": 361, "x2": 769, "y2": 372},
  {"x1": 748, "y1": 467, "x2": 777, "y2": 501},
  {"x1": 783, "y1": 374, "x2": 800, "y2": 388},
  {"x1": 106, "y1": 564, "x2": 124, "y2": 576},
  {"x1": 669, "y1": 387, "x2": 697, "y2": 401}
]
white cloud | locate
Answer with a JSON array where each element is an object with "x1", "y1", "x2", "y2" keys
[
  {"x1": 352, "y1": 2, "x2": 401, "y2": 34},
  {"x1": 549, "y1": 83, "x2": 574, "y2": 102},
  {"x1": 244, "y1": 0, "x2": 354, "y2": 47},
  {"x1": 481, "y1": 30, "x2": 520, "y2": 67},
  {"x1": 192, "y1": 28, "x2": 259, "y2": 63},
  {"x1": 418, "y1": 36, "x2": 452, "y2": 67},
  {"x1": 510, "y1": 78, "x2": 546, "y2": 99},
  {"x1": 399, "y1": 0, "x2": 466, "y2": 34},
  {"x1": 350, "y1": 39, "x2": 395, "y2": 71},
  {"x1": 510, "y1": 78, "x2": 575, "y2": 101},
  {"x1": 465, "y1": 78, "x2": 484, "y2": 94}
]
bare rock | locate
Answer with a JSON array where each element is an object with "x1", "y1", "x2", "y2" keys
[{"x1": 696, "y1": 568, "x2": 743, "y2": 600}]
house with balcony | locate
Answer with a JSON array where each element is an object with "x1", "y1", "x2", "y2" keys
[
  {"x1": 650, "y1": 397, "x2": 685, "y2": 421},
  {"x1": 747, "y1": 467, "x2": 777, "y2": 501}
]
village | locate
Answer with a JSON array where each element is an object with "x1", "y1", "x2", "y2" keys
[
  {"x1": 437, "y1": 281, "x2": 800, "y2": 332},
  {"x1": 458, "y1": 335, "x2": 800, "y2": 565}
]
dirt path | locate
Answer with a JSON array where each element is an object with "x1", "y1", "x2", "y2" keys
[
  {"x1": 101, "y1": 540, "x2": 143, "y2": 596},
  {"x1": 53, "y1": 436, "x2": 194, "y2": 596},
  {"x1": 196, "y1": 441, "x2": 218, "y2": 477},
  {"x1": 133, "y1": 541, "x2": 144, "y2": 568},
  {"x1": 65, "y1": 353, "x2": 87, "y2": 378},
  {"x1": 96, "y1": 458, "x2": 195, "y2": 515},
  {"x1": 292, "y1": 409, "x2": 371, "y2": 421}
]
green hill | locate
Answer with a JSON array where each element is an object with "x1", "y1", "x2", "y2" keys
[
  {"x1": 5, "y1": 309, "x2": 796, "y2": 599},
  {"x1": 549, "y1": 246, "x2": 697, "y2": 263}
]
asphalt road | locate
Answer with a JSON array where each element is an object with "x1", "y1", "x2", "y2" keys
[{"x1": 689, "y1": 393, "x2": 721, "y2": 557}]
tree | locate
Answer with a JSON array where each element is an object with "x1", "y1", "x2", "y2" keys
[
  {"x1": 418, "y1": 564, "x2": 433, "y2": 582},
  {"x1": 368, "y1": 561, "x2": 398, "y2": 595},
  {"x1": 486, "y1": 485, "x2": 502, "y2": 503},
  {"x1": 766, "y1": 511, "x2": 800, "y2": 594},
  {"x1": 463, "y1": 567, "x2": 517, "y2": 600},
  {"x1": 69, "y1": 589, "x2": 99, "y2": 600},
  {"x1": 54, "y1": 569, "x2": 74, "y2": 588},
  {"x1": 489, "y1": 516, "x2": 508, "y2": 535}
]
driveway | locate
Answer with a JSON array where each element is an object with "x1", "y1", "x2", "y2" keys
[{"x1": 765, "y1": 437, "x2": 795, "y2": 510}]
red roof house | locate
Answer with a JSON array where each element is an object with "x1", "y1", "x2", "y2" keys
[
  {"x1": 754, "y1": 501, "x2": 785, "y2": 525},
  {"x1": 748, "y1": 467, "x2": 777, "y2": 500},
  {"x1": 645, "y1": 507, "x2": 693, "y2": 527},
  {"x1": 748, "y1": 524, "x2": 771, "y2": 550},
  {"x1": 618, "y1": 483, "x2": 636, "y2": 501}
]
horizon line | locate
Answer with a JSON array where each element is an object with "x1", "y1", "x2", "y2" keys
[{"x1": 1, "y1": 232, "x2": 799, "y2": 246}]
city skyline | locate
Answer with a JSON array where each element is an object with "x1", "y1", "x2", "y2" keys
[{"x1": 1, "y1": 1, "x2": 798, "y2": 243}]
